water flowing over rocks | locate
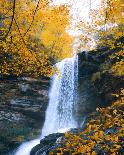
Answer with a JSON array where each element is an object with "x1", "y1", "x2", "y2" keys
[
  {"x1": 41, "y1": 56, "x2": 78, "y2": 138},
  {"x1": 14, "y1": 56, "x2": 78, "y2": 155},
  {"x1": 29, "y1": 47, "x2": 124, "y2": 155},
  {"x1": 0, "y1": 44, "x2": 123, "y2": 154}
]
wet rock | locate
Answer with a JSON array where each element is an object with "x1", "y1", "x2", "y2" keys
[
  {"x1": 30, "y1": 133, "x2": 64, "y2": 155},
  {"x1": 40, "y1": 133, "x2": 64, "y2": 144}
]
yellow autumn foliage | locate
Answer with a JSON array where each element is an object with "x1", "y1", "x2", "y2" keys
[
  {"x1": 78, "y1": 0, "x2": 124, "y2": 76},
  {"x1": 0, "y1": 0, "x2": 74, "y2": 77},
  {"x1": 50, "y1": 88, "x2": 124, "y2": 155}
]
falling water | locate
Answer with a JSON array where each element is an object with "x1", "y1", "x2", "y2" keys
[
  {"x1": 42, "y1": 55, "x2": 78, "y2": 137},
  {"x1": 14, "y1": 55, "x2": 78, "y2": 155}
]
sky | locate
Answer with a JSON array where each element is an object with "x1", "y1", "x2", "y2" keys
[
  {"x1": 52, "y1": 0, "x2": 101, "y2": 50},
  {"x1": 52, "y1": 0, "x2": 101, "y2": 21}
]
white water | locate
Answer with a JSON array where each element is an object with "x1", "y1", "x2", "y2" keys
[
  {"x1": 14, "y1": 139, "x2": 40, "y2": 155},
  {"x1": 15, "y1": 55, "x2": 78, "y2": 155}
]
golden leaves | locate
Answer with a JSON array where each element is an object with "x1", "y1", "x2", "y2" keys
[
  {"x1": 65, "y1": 142, "x2": 70, "y2": 149},
  {"x1": 111, "y1": 60, "x2": 124, "y2": 76},
  {"x1": 0, "y1": 0, "x2": 73, "y2": 77},
  {"x1": 109, "y1": 49, "x2": 124, "y2": 75},
  {"x1": 50, "y1": 93, "x2": 124, "y2": 155},
  {"x1": 78, "y1": 0, "x2": 124, "y2": 77}
]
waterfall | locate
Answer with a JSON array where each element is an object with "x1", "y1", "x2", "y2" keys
[
  {"x1": 14, "y1": 55, "x2": 78, "y2": 155},
  {"x1": 42, "y1": 55, "x2": 78, "y2": 137}
]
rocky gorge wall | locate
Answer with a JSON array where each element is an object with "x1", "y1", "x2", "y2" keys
[
  {"x1": 77, "y1": 48, "x2": 124, "y2": 122},
  {"x1": 0, "y1": 44, "x2": 123, "y2": 154},
  {"x1": 0, "y1": 77, "x2": 50, "y2": 155}
]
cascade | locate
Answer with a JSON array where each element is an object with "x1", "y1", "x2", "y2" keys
[{"x1": 15, "y1": 55, "x2": 78, "y2": 155}]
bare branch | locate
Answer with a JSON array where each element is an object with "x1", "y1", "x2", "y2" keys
[
  {"x1": 23, "y1": 0, "x2": 41, "y2": 37},
  {"x1": 3, "y1": 0, "x2": 16, "y2": 40},
  {"x1": 0, "y1": 16, "x2": 12, "y2": 20}
]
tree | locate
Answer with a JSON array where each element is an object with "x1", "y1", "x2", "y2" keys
[
  {"x1": 78, "y1": 0, "x2": 124, "y2": 75},
  {"x1": 0, "y1": 0, "x2": 74, "y2": 77}
]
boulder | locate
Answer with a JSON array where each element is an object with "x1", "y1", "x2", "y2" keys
[{"x1": 30, "y1": 133, "x2": 64, "y2": 155}]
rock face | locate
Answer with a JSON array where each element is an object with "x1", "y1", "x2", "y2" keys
[
  {"x1": 0, "y1": 77, "x2": 50, "y2": 155},
  {"x1": 77, "y1": 49, "x2": 124, "y2": 125},
  {"x1": 76, "y1": 52, "x2": 103, "y2": 126}
]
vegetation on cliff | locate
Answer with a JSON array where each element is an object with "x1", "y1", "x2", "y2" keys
[{"x1": 50, "y1": 89, "x2": 124, "y2": 155}]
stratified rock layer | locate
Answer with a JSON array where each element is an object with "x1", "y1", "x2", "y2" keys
[{"x1": 0, "y1": 77, "x2": 50, "y2": 155}]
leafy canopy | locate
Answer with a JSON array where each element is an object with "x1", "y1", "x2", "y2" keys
[{"x1": 0, "y1": 0, "x2": 74, "y2": 77}]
